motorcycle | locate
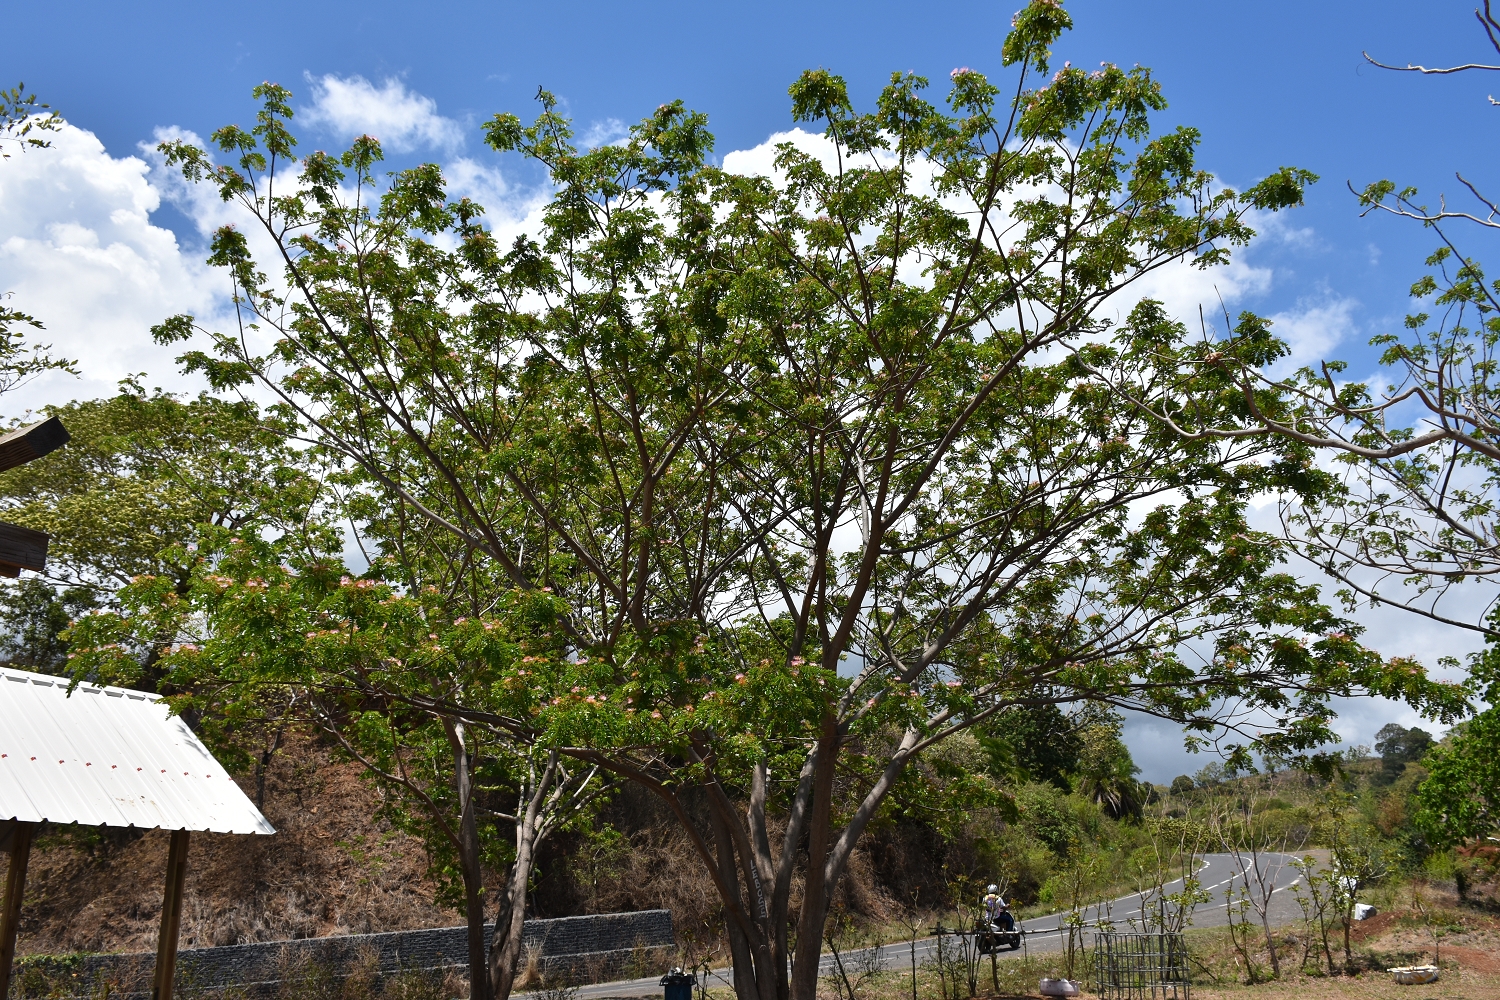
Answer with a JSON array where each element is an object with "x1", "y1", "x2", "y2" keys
[{"x1": 974, "y1": 914, "x2": 1024, "y2": 953}]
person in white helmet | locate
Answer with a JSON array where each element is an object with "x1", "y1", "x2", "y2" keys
[{"x1": 982, "y1": 884, "x2": 1015, "y2": 932}]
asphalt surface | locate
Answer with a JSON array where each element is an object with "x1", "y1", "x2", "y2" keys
[{"x1": 561, "y1": 852, "x2": 1309, "y2": 999}]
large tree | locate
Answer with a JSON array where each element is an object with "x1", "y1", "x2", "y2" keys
[
  {"x1": 0, "y1": 388, "x2": 333, "y2": 804},
  {"x1": 148, "y1": 5, "x2": 1464, "y2": 999},
  {"x1": 0, "y1": 385, "x2": 328, "y2": 738},
  {"x1": 1415, "y1": 695, "x2": 1500, "y2": 846}
]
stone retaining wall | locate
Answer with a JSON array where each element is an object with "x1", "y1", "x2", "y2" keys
[{"x1": 15, "y1": 910, "x2": 675, "y2": 998}]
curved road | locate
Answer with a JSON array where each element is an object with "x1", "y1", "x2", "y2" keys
[
  {"x1": 1005, "y1": 851, "x2": 1305, "y2": 950},
  {"x1": 568, "y1": 853, "x2": 1308, "y2": 999}
]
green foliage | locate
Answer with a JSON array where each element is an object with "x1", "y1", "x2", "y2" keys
[
  {"x1": 0, "y1": 388, "x2": 328, "y2": 602},
  {"x1": 0, "y1": 315, "x2": 75, "y2": 399},
  {"x1": 1015, "y1": 783, "x2": 1085, "y2": 857},
  {"x1": 155, "y1": 0, "x2": 1459, "y2": 791},
  {"x1": 1414, "y1": 612, "x2": 1500, "y2": 847},
  {"x1": 1072, "y1": 709, "x2": 1144, "y2": 820},
  {"x1": 980, "y1": 703, "x2": 1146, "y2": 818},
  {"x1": 0, "y1": 388, "x2": 329, "y2": 705},
  {"x1": 887, "y1": 729, "x2": 1008, "y2": 842},
  {"x1": 1414, "y1": 708, "x2": 1500, "y2": 847},
  {"x1": 0, "y1": 82, "x2": 62, "y2": 158},
  {"x1": 68, "y1": 535, "x2": 591, "y2": 893},
  {"x1": 68, "y1": 531, "x2": 606, "y2": 1000},
  {"x1": 0, "y1": 576, "x2": 95, "y2": 673},
  {"x1": 978, "y1": 704, "x2": 1081, "y2": 791},
  {"x1": 1373, "y1": 722, "x2": 1433, "y2": 785},
  {"x1": 1193, "y1": 760, "x2": 1227, "y2": 788}
]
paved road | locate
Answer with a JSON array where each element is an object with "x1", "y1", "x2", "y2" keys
[{"x1": 565, "y1": 852, "x2": 1307, "y2": 999}]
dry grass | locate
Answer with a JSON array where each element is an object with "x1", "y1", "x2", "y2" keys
[
  {"x1": 11, "y1": 953, "x2": 466, "y2": 1000},
  {"x1": 775, "y1": 952, "x2": 1500, "y2": 1000},
  {"x1": 1188, "y1": 966, "x2": 1500, "y2": 1000}
]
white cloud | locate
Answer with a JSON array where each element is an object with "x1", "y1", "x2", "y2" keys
[
  {"x1": 1115, "y1": 255, "x2": 1274, "y2": 336},
  {"x1": 580, "y1": 118, "x2": 628, "y2": 149},
  {"x1": 1249, "y1": 205, "x2": 1323, "y2": 254},
  {"x1": 1266, "y1": 294, "x2": 1358, "y2": 373},
  {"x1": 0, "y1": 97, "x2": 547, "y2": 423},
  {"x1": 722, "y1": 127, "x2": 843, "y2": 177},
  {"x1": 443, "y1": 157, "x2": 547, "y2": 230},
  {"x1": 144, "y1": 127, "x2": 252, "y2": 238},
  {"x1": 299, "y1": 74, "x2": 464, "y2": 155},
  {"x1": 0, "y1": 123, "x2": 226, "y2": 418}
]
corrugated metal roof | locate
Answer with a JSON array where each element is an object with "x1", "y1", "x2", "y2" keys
[{"x1": 0, "y1": 667, "x2": 275, "y2": 835}]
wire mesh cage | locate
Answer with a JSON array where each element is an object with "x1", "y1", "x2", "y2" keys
[{"x1": 1091, "y1": 932, "x2": 1190, "y2": 1000}]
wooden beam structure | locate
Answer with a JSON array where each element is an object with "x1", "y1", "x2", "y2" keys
[
  {"x1": 153, "y1": 829, "x2": 191, "y2": 1000},
  {"x1": 0, "y1": 521, "x2": 48, "y2": 578},
  {"x1": 0, "y1": 417, "x2": 69, "y2": 475},
  {"x1": 0, "y1": 416, "x2": 65, "y2": 577},
  {"x1": 0, "y1": 822, "x2": 35, "y2": 1000}
]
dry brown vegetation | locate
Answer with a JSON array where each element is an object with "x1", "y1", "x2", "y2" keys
[
  {"x1": 1181, "y1": 892, "x2": 1500, "y2": 996},
  {"x1": 11, "y1": 729, "x2": 986, "y2": 961},
  {"x1": 14, "y1": 732, "x2": 460, "y2": 955}
]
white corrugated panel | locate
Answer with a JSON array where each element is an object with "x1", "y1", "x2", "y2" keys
[{"x1": 0, "y1": 667, "x2": 275, "y2": 835}]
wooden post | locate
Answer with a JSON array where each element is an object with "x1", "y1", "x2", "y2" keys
[
  {"x1": 0, "y1": 822, "x2": 35, "y2": 999},
  {"x1": 152, "y1": 829, "x2": 190, "y2": 1000}
]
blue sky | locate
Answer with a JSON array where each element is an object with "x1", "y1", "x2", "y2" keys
[
  {"x1": 7, "y1": 0, "x2": 1498, "y2": 779},
  {"x1": 24, "y1": 0, "x2": 1497, "y2": 326}
]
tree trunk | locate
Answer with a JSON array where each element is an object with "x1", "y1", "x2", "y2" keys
[
  {"x1": 1259, "y1": 903, "x2": 1280, "y2": 978},
  {"x1": 486, "y1": 831, "x2": 535, "y2": 1000},
  {"x1": 447, "y1": 720, "x2": 491, "y2": 1000},
  {"x1": 623, "y1": 719, "x2": 911, "y2": 1000},
  {"x1": 487, "y1": 753, "x2": 559, "y2": 1000},
  {"x1": 254, "y1": 753, "x2": 269, "y2": 810},
  {"x1": 749, "y1": 759, "x2": 792, "y2": 1000},
  {"x1": 714, "y1": 806, "x2": 763, "y2": 1000},
  {"x1": 788, "y1": 715, "x2": 839, "y2": 1000},
  {"x1": 1318, "y1": 909, "x2": 1335, "y2": 977},
  {"x1": 254, "y1": 717, "x2": 289, "y2": 810}
]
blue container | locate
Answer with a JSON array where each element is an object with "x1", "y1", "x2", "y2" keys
[{"x1": 661, "y1": 968, "x2": 695, "y2": 1000}]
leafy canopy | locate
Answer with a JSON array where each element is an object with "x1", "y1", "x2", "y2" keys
[{"x1": 138, "y1": 5, "x2": 1472, "y2": 996}]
